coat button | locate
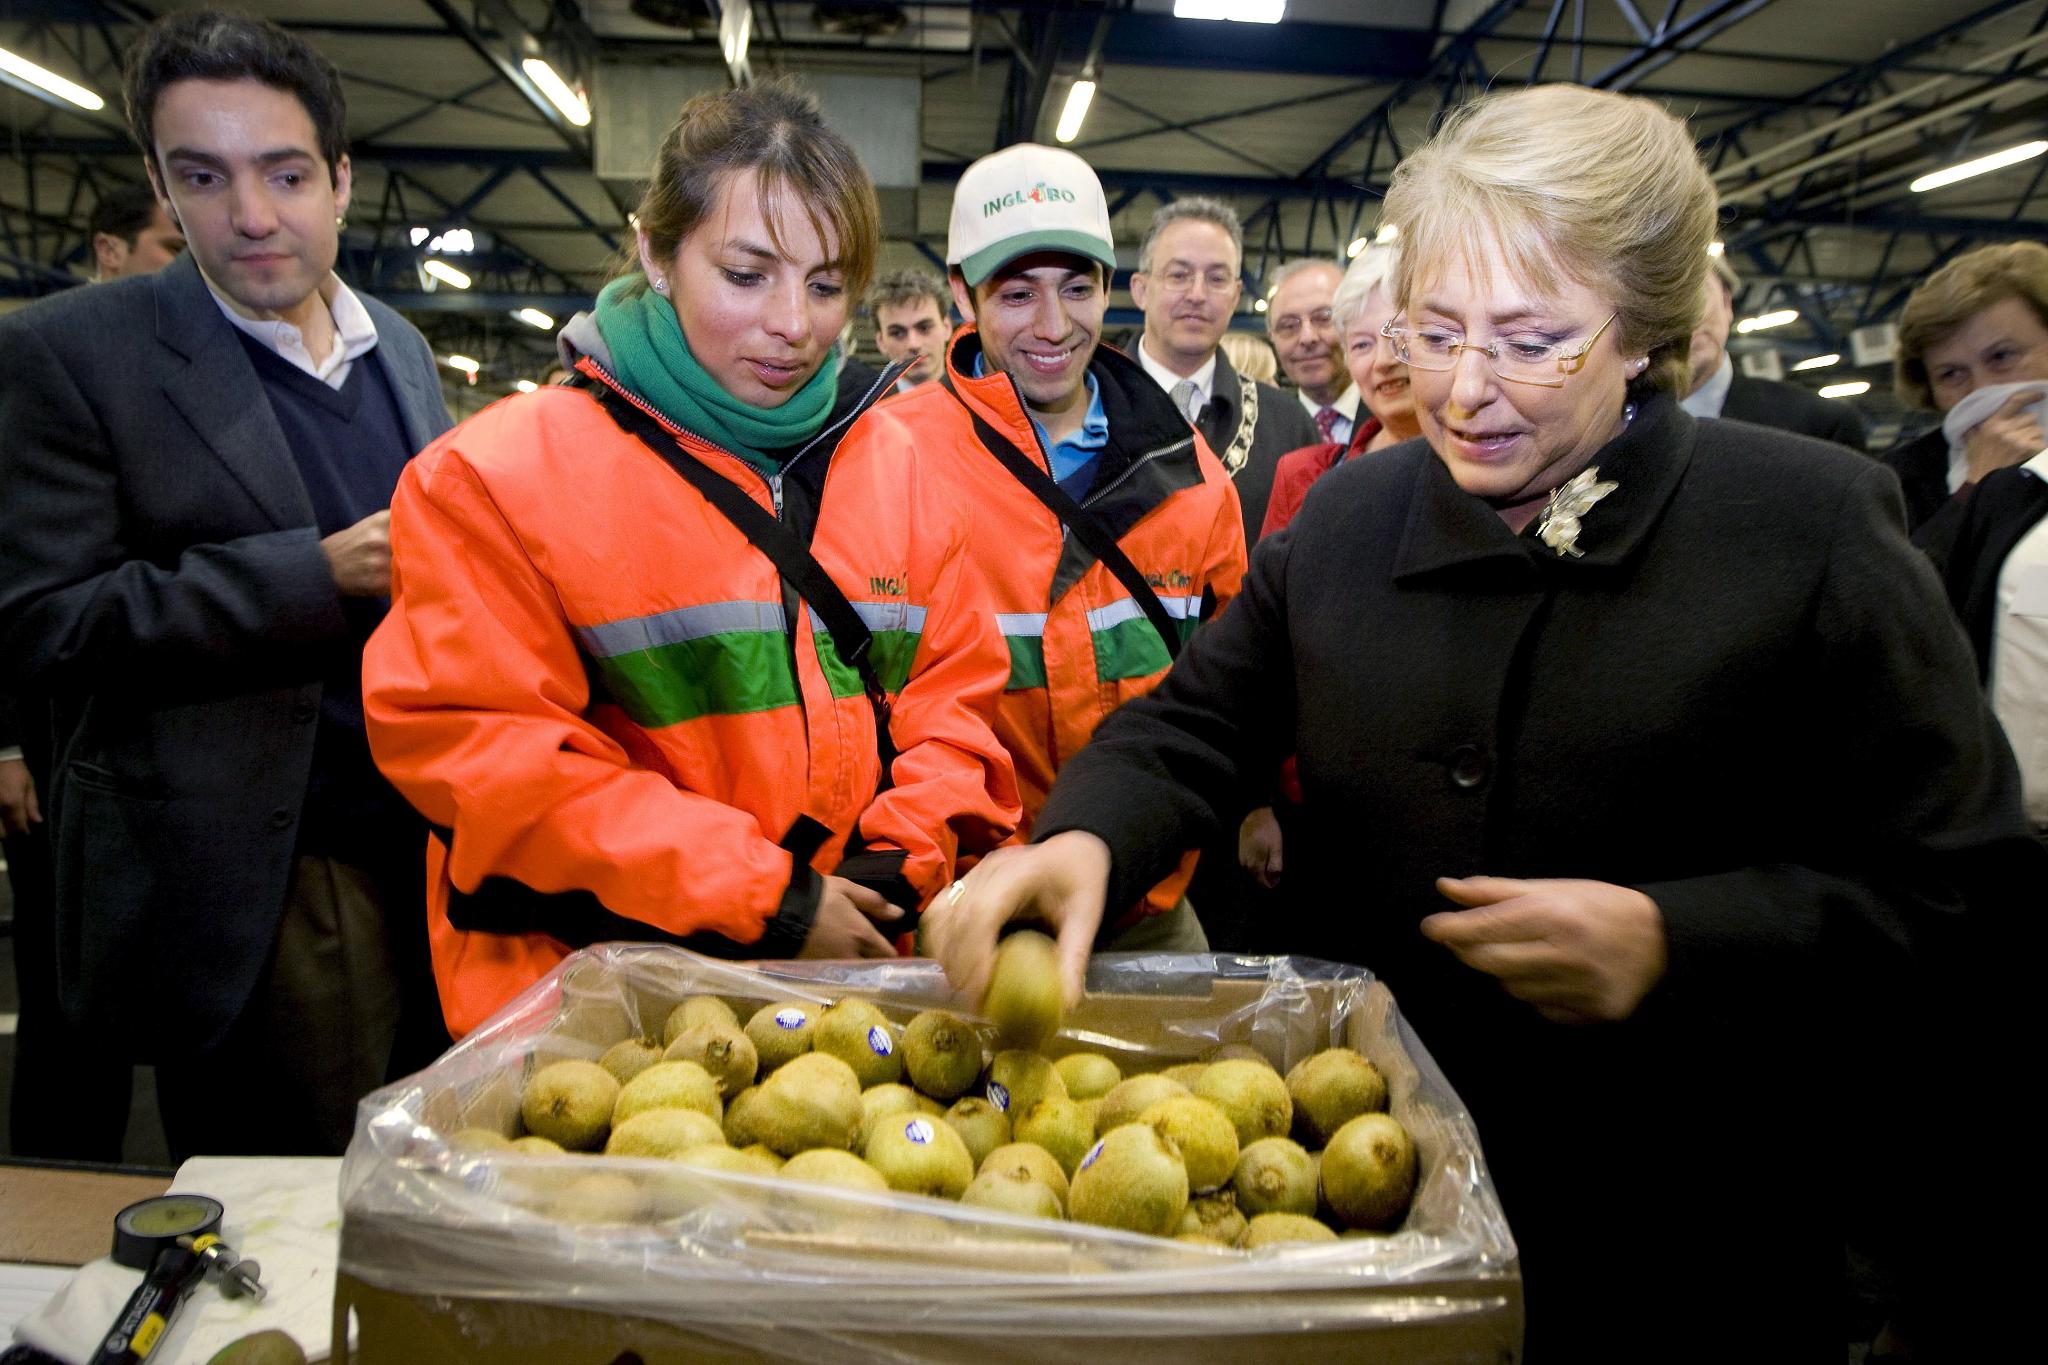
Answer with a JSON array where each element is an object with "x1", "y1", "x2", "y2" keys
[
  {"x1": 268, "y1": 808, "x2": 295, "y2": 830},
  {"x1": 1448, "y1": 744, "x2": 1489, "y2": 789}
]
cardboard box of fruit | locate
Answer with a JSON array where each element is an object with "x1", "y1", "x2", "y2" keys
[{"x1": 333, "y1": 947, "x2": 1520, "y2": 1364}]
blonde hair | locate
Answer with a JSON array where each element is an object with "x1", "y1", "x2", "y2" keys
[
  {"x1": 1382, "y1": 84, "x2": 1716, "y2": 395},
  {"x1": 1331, "y1": 245, "x2": 1401, "y2": 336},
  {"x1": 1219, "y1": 330, "x2": 1277, "y2": 384},
  {"x1": 1894, "y1": 241, "x2": 2048, "y2": 409},
  {"x1": 631, "y1": 77, "x2": 879, "y2": 300}
]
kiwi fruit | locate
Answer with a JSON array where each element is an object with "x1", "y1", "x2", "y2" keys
[
  {"x1": 1075, "y1": 1096, "x2": 1103, "y2": 1135},
  {"x1": 1068, "y1": 1122, "x2": 1189, "y2": 1237},
  {"x1": 901, "y1": 1010, "x2": 984, "y2": 1099},
  {"x1": 1095, "y1": 1073, "x2": 1188, "y2": 1133},
  {"x1": 598, "y1": 1037, "x2": 665, "y2": 1087},
  {"x1": 1230, "y1": 1136, "x2": 1319, "y2": 1217},
  {"x1": 604, "y1": 1107, "x2": 725, "y2": 1158},
  {"x1": 865, "y1": 1114, "x2": 976, "y2": 1198},
  {"x1": 508, "y1": 1135, "x2": 565, "y2": 1156},
  {"x1": 943, "y1": 1097, "x2": 1012, "y2": 1168},
  {"x1": 206, "y1": 1329, "x2": 307, "y2": 1365},
  {"x1": 1053, "y1": 1052, "x2": 1122, "y2": 1100},
  {"x1": 979, "y1": 1141, "x2": 1072, "y2": 1213},
  {"x1": 1139, "y1": 1095, "x2": 1240, "y2": 1193},
  {"x1": 780, "y1": 1148, "x2": 890, "y2": 1193},
  {"x1": 746, "y1": 1000, "x2": 819, "y2": 1071},
  {"x1": 674, "y1": 1143, "x2": 781, "y2": 1177},
  {"x1": 960, "y1": 1168, "x2": 1063, "y2": 1220},
  {"x1": 1319, "y1": 1113, "x2": 1418, "y2": 1231},
  {"x1": 613, "y1": 1060, "x2": 722, "y2": 1125},
  {"x1": 1241, "y1": 1212, "x2": 1339, "y2": 1248},
  {"x1": 663, "y1": 996, "x2": 738, "y2": 1045},
  {"x1": 812, "y1": 999, "x2": 904, "y2": 1088},
  {"x1": 857, "y1": 1083, "x2": 925, "y2": 1153},
  {"x1": 448, "y1": 1127, "x2": 514, "y2": 1154},
  {"x1": 750, "y1": 1052, "x2": 864, "y2": 1155},
  {"x1": 984, "y1": 1049, "x2": 1067, "y2": 1119},
  {"x1": 1013, "y1": 1097, "x2": 1096, "y2": 1177},
  {"x1": 1175, "y1": 1190, "x2": 1248, "y2": 1245},
  {"x1": 982, "y1": 929, "x2": 1064, "y2": 1050},
  {"x1": 663, "y1": 1022, "x2": 759, "y2": 1099},
  {"x1": 1205, "y1": 1043, "x2": 1275, "y2": 1068},
  {"x1": 1286, "y1": 1047, "x2": 1389, "y2": 1147},
  {"x1": 1162, "y1": 1063, "x2": 1210, "y2": 1089},
  {"x1": 740, "y1": 1143, "x2": 785, "y2": 1170},
  {"x1": 1194, "y1": 1059, "x2": 1294, "y2": 1147},
  {"x1": 519, "y1": 1060, "x2": 620, "y2": 1151},
  {"x1": 723, "y1": 1085, "x2": 762, "y2": 1146},
  {"x1": 547, "y1": 1170, "x2": 646, "y2": 1222}
]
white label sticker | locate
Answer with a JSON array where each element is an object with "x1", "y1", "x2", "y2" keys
[
  {"x1": 904, "y1": 1118, "x2": 934, "y2": 1145},
  {"x1": 774, "y1": 1008, "x2": 807, "y2": 1030},
  {"x1": 1079, "y1": 1139, "x2": 1105, "y2": 1171},
  {"x1": 986, "y1": 1081, "x2": 1010, "y2": 1112},
  {"x1": 867, "y1": 1025, "x2": 893, "y2": 1057}
]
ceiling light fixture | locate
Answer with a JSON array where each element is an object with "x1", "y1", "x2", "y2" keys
[
  {"x1": 1911, "y1": 139, "x2": 2048, "y2": 194},
  {"x1": 1056, "y1": 78, "x2": 1096, "y2": 144},
  {"x1": 1174, "y1": 1, "x2": 1287, "y2": 22},
  {"x1": 514, "y1": 380, "x2": 539, "y2": 393},
  {"x1": 1253, "y1": 298, "x2": 1268, "y2": 313},
  {"x1": 1346, "y1": 237, "x2": 1368, "y2": 259},
  {"x1": 1791, "y1": 353, "x2": 1840, "y2": 371},
  {"x1": 423, "y1": 259, "x2": 473, "y2": 290},
  {"x1": 515, "y1": 307, "x2": 556, "y2": 330},
  {"x1": 521, "y1": 57, "x2": 591, "y2": 128},
  {"x1": 1735, "y1": 308, "x2": 1798, "y2": 334},
  {"x1": 1707, "y1": 240, "x2": 1726, "y2": 257},
  {"x1": 409, "y1": 226, "x2": 431, "y2": 246},
  {"x1": 1375, "y1": 223, "x2": 1399, "y2": 244},
  {"x1": 0, "y1": 45, "x2": 105, "y2": 111},
  {"x1": 1818, "y1": 380, "x2": 1871, "y2": 399},
  {"x1": 443, "y1": 354, "x2": 481, "y2": 376}
]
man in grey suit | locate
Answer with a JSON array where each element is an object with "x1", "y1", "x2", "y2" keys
[
  {"x1": 0, "y1": 11, "x2": 452, "y2": 1159},
  {"x1": 1129, "y1": 198, "x2": 1318, "y2": 543}
]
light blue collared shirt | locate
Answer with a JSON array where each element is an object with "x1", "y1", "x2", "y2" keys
[{"x1": 976, "y1": 354, "x2": 1110, "y2": 498}]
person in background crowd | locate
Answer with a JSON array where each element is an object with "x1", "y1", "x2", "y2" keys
[
  {"x1": 1885, "y1": 241, "x2": 2048, "y2": 839},
  {"x1": 0, "y1": 11, "x2": 453, "y2": 1161},
  {"x1": 1883, "y1": 242, "x2": 2048, "y2": 552},
  {"x1": 364, "y1": 80, "x2": 1018, "y2": 1040},
  {"x1": 1129, "y1": 196, "x2": 1316, "y2": 544},
  {"x1": 869, "y1": 266, "x2": 951, "y2": 394},
  {"x1": 1680, "y1": 254, "x2": 1865, "y2": 449},
  {"x1": 88, "y1": 180, "x2": 185, "y2": 280},
  {"x1": 923, "y1": 83, "x2": 2038, "y2": 1361},
  {"x1": 1, "y1": 180, "x2": 190, "y2": 1164},
  {"x1": 1266, "y1": 257, "x2": 1358, "y2": 445},
  {"x1": 1218, "y1": 329, "x2": 1277, "y2": 385},
  {"x1": 835, "y1": 145, "x2": 1246, "y2": 954}
]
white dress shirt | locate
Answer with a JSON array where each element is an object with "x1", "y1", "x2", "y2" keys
[
  {"x1": 1991, "y1": 450, "x2": 2048, "y2": 827},
  {"x1": 1681, "y1": 353, "x2": 1734, "y2": 420},
  {"x1": 208, "y1": 273, "x2": 380, "y2": 390},
  {"x1": 1138, "y1": 335, "x2": 1218, "y2": 417},
  {"x1": 1297, "y1": 383, "x2": 1361, "y2": 445}
]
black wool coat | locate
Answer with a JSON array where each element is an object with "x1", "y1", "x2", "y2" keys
[
  {"x1": 1720, "y1": 372, "x2": 1868, "y2": 450},
  {"x1": 1038, "y1": 393, "x2": 2041, "y2": 1360}
]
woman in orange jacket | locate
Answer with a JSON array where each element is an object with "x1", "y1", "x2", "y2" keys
[{"x1": 363, "y1": 81, "x2": 1019, "y2": 1038}]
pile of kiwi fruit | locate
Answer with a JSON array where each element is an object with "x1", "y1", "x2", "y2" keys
[{"x1": 453, "y1": 934, "x2": 1420, "y2": 1250}]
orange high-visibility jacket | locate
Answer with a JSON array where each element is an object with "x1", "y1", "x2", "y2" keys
[
  {"x1": 364, "y1": 357, "x2": 1020, "y2": 1037},
  {"x1": 838, "y1": 329, "x2": 1247, "y2": 920}
]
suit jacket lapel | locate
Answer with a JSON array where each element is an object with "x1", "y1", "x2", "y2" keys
[
  {"x1": 361, "y1": 299, "x2": 446, "y2": 453},
  {"x1": 153, "y1": 255, "x2": 313, "y2": 532}
]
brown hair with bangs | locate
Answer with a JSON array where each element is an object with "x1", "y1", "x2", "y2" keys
[
  {"x1": 1894, "y1": 241, "x2": 2048, "y2": 410},
  {"x1": 631, "y1": 77, "x2": 879, "y2": 301}
]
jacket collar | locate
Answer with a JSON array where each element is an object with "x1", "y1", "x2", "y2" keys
[{"x1": 1393, "y1": 389, "x2": 1696, "y2": 582}]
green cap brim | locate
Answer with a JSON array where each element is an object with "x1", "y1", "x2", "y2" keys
[{"x1": 958, "y1": 229, "x2": 1117, "y2": 287}]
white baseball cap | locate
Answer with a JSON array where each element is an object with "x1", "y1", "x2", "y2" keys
[{"x1": 947, "y1": 143, "x2": 1116, "y2": 287}]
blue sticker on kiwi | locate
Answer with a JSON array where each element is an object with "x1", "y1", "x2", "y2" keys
[
  {"x1": 904, "y1": 1118, "x2": 934, "y2": 1144},
  {"x1": 867, "y1": 1026, "x2": 893, "y2": 1057},
  {"x1": 986, "y1": 1081, "x2": 1010, "y2": 1112},
  {"x1": 774, "y1": 1008, "x2": 806, "y2": 1030},
  {"x1": 1079, "y1": 1139, "x2": 1105, "y2": 1171}
]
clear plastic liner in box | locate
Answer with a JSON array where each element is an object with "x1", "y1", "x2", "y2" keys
[{"x1": 338, "y1": 945, "x2": 1520, "y2": 1362}]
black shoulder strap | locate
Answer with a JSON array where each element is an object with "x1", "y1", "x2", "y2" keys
[
  {"x1": 955, "y1": 390, "x2": 1182, "y2": 659},
  {"x1": 584, "y1": 382, "x2": 896, "y2": 770}
]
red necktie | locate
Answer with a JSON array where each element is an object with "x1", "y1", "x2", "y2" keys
[{"x1": 1314, "y1": 405, "x2": 1339, "y2": 443}]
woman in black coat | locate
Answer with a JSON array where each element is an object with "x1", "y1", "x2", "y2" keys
[{"x1": 926, "y1": 85, "x2": 2041, "y2": 1363}]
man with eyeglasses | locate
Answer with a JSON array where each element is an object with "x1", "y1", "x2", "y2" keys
[
  {"x1": 1131, "y1": 199, "x2": 1317, "y2": 541},
  {"x1": 1267, "y1": 258, "x2": 1360, "y2": 451}
]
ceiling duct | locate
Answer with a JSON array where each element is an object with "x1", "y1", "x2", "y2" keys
[
  {"x1": 813, "y1": 4, "x2": 908, "y2": 38},
  {"x1": 629, "y1": 0, "x2": 719, "y2": 31}
]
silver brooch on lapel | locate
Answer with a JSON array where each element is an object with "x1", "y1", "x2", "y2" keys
[{"x1": 1535, "y1": 467, "x2": 1619, "y2": 558}]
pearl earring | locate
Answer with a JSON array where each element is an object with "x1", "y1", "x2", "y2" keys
[{"x1": 653, "y1": 277, "x2": 669, "y2": 294}]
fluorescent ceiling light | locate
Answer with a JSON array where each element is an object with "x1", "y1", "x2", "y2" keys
[
  {"x1": 1174, "y1": 1, "x2": 1287, "y2": 22},
  {"x1": 515, "y1": 307, "x2": 556, "y2": 330},
  {"x1": 1735, "y1": 308, "x2": 1798, "y2": 334},
  {"x1": 443, "y1": 354, "x2": 480, "y2": 375},
  {"x1": 409, "y1": 226, "x2": 430, "y2": 246},
  {"x1": 514, "y1": 380, "x2": 539, "y2": 393},
  {"x1": 1707, "y1": 240, "x2": 1725, "y2": 257},
  {"x1": 1375, "y1": 223, "x2": 1399, "y2": 244},
  {"x1": 1055, "y1": 79, "x2": 1096, "y2": 144},
  {"x1": 1791, "y1": 353, "x2": 1840, "y2": 371},
  {"x1": 1818, "y1": 380, "x2": 1870, "y2": 399},
  {"x1": 1346, "y1": 237, "x2": 1368, "y2": 259},
  {"x1": 1253, "y1": 298, "x2": 1268, "y2": 313},
  {"x1": 429, "y1": 227, "x2": 475, "y2": 254},
  {"x1": 0, "y1": 46, "x2": 105, "y2": 111},
  {"x1": 1911, "y1": 140, "x2": 2048, "y2": 194},
  {"x1": 423, "y1": 259, "x2": 472, "y2": 290},
  {"x1": 521, "y1": 57, "x2": 591, "y2": 128}
]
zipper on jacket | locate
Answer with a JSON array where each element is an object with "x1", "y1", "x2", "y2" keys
[{"x1": 996, "y1": 370, "x2": 1194, "y2": 529}]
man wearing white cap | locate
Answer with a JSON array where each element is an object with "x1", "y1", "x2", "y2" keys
[{"x1": 838, "y1": 143, "x2": 1246, "y2": 951}]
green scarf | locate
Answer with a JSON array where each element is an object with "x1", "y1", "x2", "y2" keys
[{"x1": 592, "y1": 276, "x2": 840, "y2": 475}]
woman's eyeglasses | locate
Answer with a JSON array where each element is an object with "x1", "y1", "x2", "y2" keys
[{"x1": 1380, "y1": 312, "x2": 1617, "y2": 388}]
